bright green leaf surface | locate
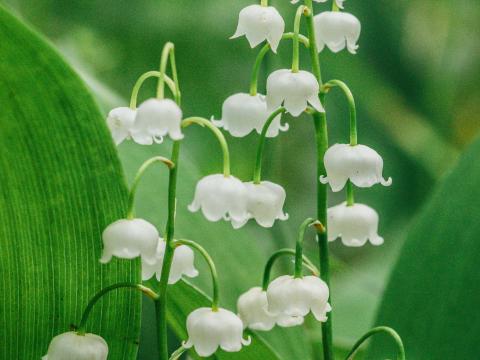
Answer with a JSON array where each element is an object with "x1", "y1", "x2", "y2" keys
[
  {"x1": 368, "y1": 135, "x2": 480, "y2": 359},
  {"x1": 0, "y1": 6, "x2": 141, "y2": 358}
]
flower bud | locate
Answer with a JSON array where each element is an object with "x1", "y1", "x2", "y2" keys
[
  {"x1": 232, "y1": 181, "x2": 288, "y2": 229},
  {"x1": 231, "y1": 5, "x2": 285, "y2": 53},
  {"x1": 328, "y1": 202, "x2": 384, "y2": 247},
  {"x1": 183, "y1": 307, "x2": 251, "y2": 357},
  {"x1": 212, "y1": 93, "x2": 288, "y2": 138},
  {"x1": 100, "y1": 218, "x2": 159, "y2": 265},
  {"x1": 266, "y1": 69, "x2": 324, "y2": 117},
  {"x1": 142, "y1": 238, "x2": 199, "y2": 283},
  {"x1": 267, "y1": 275, "x2": 331, "y2": 323},
  {"x1": 130, "y1": 98, "x2": 183, "y2": 145},
  {"x1": 42, "y1": 331, "x2": 108, "y2": 360},
  {"x1": 314, "y1": 11, "x2": 361, "y2": 54},
  {"x1": 188, "y1": 174, "x2": 249, "y2": 227},
  {"x1": 237, "y1": 287, "x2": 303, "y2": 331},
  {"x1": 106, "y1": 107, "x2": 136, "y2": 145},
  {"x1": 320, "y1": 143, "x2": 392, "y2": 192}
]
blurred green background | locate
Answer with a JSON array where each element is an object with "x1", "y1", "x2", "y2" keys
[{"x1": 3, "y1": 0, "x2": 479, "y2": 358}]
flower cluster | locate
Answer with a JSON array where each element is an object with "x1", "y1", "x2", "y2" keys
[{"x1": 43, "y1": 0, "x2": 398, "y2": 359}]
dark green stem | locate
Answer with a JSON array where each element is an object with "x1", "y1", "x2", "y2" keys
[
  {"x1": 262, "y1": 248, "x2": 319, "y2": 291},
  {"x1": 252, "y1": 107, "x2": 286, "y2": 184},
  {"x1": 294, "y1": 218, "x2": 318, "y2": 278},
  {"x1": 127, "y1": 156, "x2": 174, "y2": 219},
  {"x1": 346, "y1": 180, "x2": 355, "y2": 206},
  {"x1": 174, "y1": 239, "x2": 220, "y2": 311},
  {"x1": 345, "y1": 326, "x2": 405, "y2": 360},
  {"x1": 77, "y1": 283, "x2": 158, "y2": 335}
]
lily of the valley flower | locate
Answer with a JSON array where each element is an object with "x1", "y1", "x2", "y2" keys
[
  {"x1": 188, "y1": 174, "x2": 249, "y2": 226},
  {"x1": 42, "y1": 332, "x2": 108, "y2": 360},
  {"x1": 231, "y1": 4, "x2": 285, "y2": 53},
  {"x1": 320, "y1": 143, "x2": 392, "y2": 192},
  {"x1": 267, "y1": 275, "x2": 331, "y2": 323},
  {"x1": 142, "y1": 238, "x2": 199, "y2": 283},
  {"x1": 266, "y1": 69, "x2": 324, "y2": 117},
  {"x1": 130, "y1": 98, "x2": 184, "y2": 145},
  {"x1": 100, "y1": 218, "x2": 159, "y2": 265},
  {"x1": 232, "y1": 181, "x2": 288, "y2": 229},
  {"x1": 314, "y1": 11, "x2": 361, "y2": 54},
  {"x1": 212, "y1": 93, "x2": 288, "y2": 138},
  {"x1": 328, "y1": 202, "x2": 384, "y2": 247},
  {"x1": 183, "y1": 307, "x2": 251, "y2": 357},
  {"x1": 237, "y1": 287, "x2": 304, "y2": 331},
  {"x1": 106, "y1": 107, "x2": 136, "y2": 145}
]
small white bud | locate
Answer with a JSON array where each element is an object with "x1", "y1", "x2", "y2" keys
[{"x1": 314, "y1": 11, "x2": 361, "y2": 54}]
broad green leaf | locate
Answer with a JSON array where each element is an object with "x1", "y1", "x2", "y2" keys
[
  {"x1": 368, "y1": 135, "x2": 480, "y2": 359},
  {"x1": 0, "y1": 5, "x2": 141, "y2": 358}
]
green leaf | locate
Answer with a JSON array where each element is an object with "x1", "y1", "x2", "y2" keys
[
  {"x1": 0, "y1": 5, "x2": 141, "y2": 358},
  {"x1": 368, "y1": 135, "x2": 480, "y2": 358}
]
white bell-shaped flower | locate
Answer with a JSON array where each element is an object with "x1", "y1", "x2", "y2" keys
[
  {"x1": 188, "y1": 174, "x2": 249, "y2": 226},
  {"x1": 42, "y1": 331, "x2": 108, "y2": 360},
  {"x1": 232, "y1": 181, "x2": 288, "y2": 229},
  {"x1": 266, "y1": 69, "x2": 324, "y2": 117},
  {"x1": 231, "y1": 5, "x2": 285, "y2": 53},
  {"x1": 314, "y1": 11, "x2": 361, "y2": 54},
  {"x1": 267, "y1": 275, "x2": 331, "y2": 323},
  {"x1": 328, "y1": 202, "x2": 384, "y2": 247},
  {"x1": 106, "y1": 107, "x2": 136, "y2": 145},
  {"x1": 212, "y1": 93, "x2": 288, "y2": 138},
  {"x1": 183, "y1": 307, "x2": 251, "y2": 357},
  {"x1": 142, "y1": 238, "x2": 199, "y2": 283},
  {"x1": 237, "y1": 287, "x2": 304, "y2": 331},
  {"x1": 100, "y1": 218, "x2": 159, "y2": 265},
  {"x1": 320, "y1": 143, "x2": 392, "y2": 192},
  {"x1": 130, "y1": 98, "x2": 184, "y2": 145}
]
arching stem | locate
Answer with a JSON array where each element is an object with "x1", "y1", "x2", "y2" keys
[
  {"x1": 174, "y1": 239, "x2": 220, "y2": 311},
  {"x1": 77, "y1": 283, "x2": 158, "y2": 335},
  {"x1": 157, "y1": 42, "x2": 181, "y2": 104},
  {"x1": 292, "y1": 6, "x2": 307, "y2": 73},
  {"x1": 127, "y1": 156, "x2": 175, "y2": 219},
  {"x1": 129, "y1": 71, "x2": 177, "y2": 109},
  {"x1": 294, "y1": 218, "x2": 322, "y2": 278},
  {"x1": 182, "y1": 117, "x2": 231, "y2": 177},
  {"x1": 250, "y1": 33, "x2": 310, "y2": 96},
  {"x1": 252, "y1": 107, "x2": 286, "y2": 184},
  {"x1": 345, "y1": 326, "x2": 405, "y2": 360},
  {"x1": 262, "y1": 248, "x2": 319, "y2": 291}
]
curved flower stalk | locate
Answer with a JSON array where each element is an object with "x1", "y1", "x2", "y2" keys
[
  {"x1": 320, "y1": 143, "x2": 392, "y2": 192},
  {"x1": 142, "y1": 238, "x2": 199, "y2": 283},
  {"x1": 42, "y1": 332, "x2": 108, "y2": 360},
  {"x1": 346, "y1": 326, "x2": 405, "y2": 360},
  {"x1": 328, "y1": 202, "x2": 384, "y2": 247},
  {"x1": 212, "y1": 93, "x2": 288, "y2": 138},
  {"x1": 231, "y1": 4, "x2": 285, "y2": 53},
  {"x1": 314, "y1": 11, "x2": 361, "y2": 54}
]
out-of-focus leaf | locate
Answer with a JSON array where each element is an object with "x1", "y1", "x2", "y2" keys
[
  {"x1": 368, "y1": 135, "x2": 480, "y2": 359},
  {"x1": 0, "y1": 5, "x2": 141, "y2": 358}
]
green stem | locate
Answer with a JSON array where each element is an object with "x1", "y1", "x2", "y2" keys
[
  {"x1": 262, "y1": 248, "x2": 319, "y2": 290},
  {"x1": 157, "y1": 42, "x2": 181, "y2": 104},
  {"x1": 261, "y1": 0, "x2": 268, "y2": 6},
  {"x1": 294, "y1": 218, "x2": 318, "y2": 278},
  {"x1": 155, "y1": 141, "x2": 181, "y2": 360},
  {"x1": 169, "y1": 345, "x2": 187, "y2": 360},
  {"x1": 323, "y1": 80, "x2": 357, "y2": 145},
  {"x1": 77, "y1": 283, "x2": 158, "y2": 335},
  {"x1": 345, "y1": 326, "x2": 405, "y2": 360},
  {"x1": 250, "y1": 33, "x2": 310, "y2": 96},
  {"x1": 181, "y1": 117, "x2": 231, "y2": 176},
  {"x1": 252, "y1": 107, "x2": 286, "y2": 183},
  {"x1": 304, "y1": 0, "x2": 333, "y2": 356},
  {"x1": 174, "y1": 239, "x2": 220, "y2": 311},
  {"x1": 129, "y1": 71, "x2": 177, "y2": 109},
  {"x1": 127, "y1": 156, "x2": 175, "y2": 219},
  {"x1": 292, "y1": 6, "x2": 306, "y2": 73},
  {"x1": 346, "y1": 180, "x2": 355, "y2": 206},
  {"x1": 332, "y1": 0, "x2": 340, "y2": 11}
]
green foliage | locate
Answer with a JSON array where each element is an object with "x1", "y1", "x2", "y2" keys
[
  {"x1": 368, "y1": 135, "x2": 480, "y2": 359},
  {"x1": 0, "y1": 5, "x2": 141, "y2": 358}
]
